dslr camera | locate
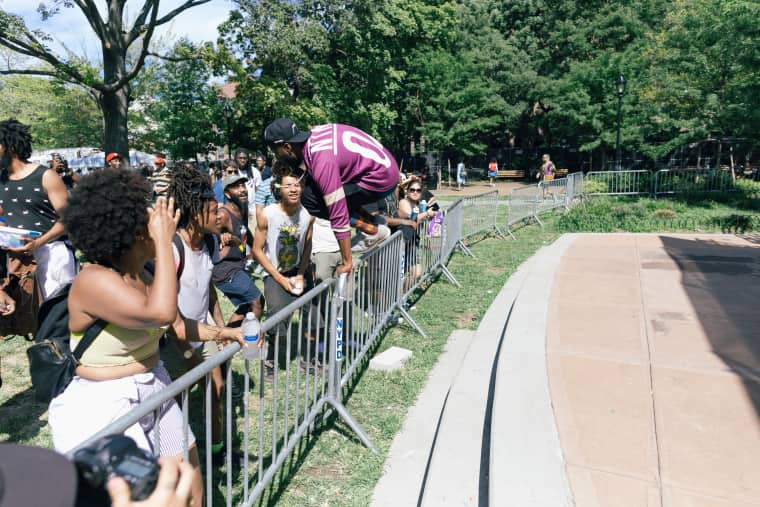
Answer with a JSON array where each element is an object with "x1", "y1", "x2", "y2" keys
[{"x1": 73, "y1": 435, "x2": 159, "y2": 503}]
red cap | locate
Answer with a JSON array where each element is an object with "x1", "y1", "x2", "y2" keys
[
  {"x1": 154, "y1": 156, "x2": 165, "y2": 165},
  {"x1": 106, "y1": 152, "x2": 122, "y2": 162}
]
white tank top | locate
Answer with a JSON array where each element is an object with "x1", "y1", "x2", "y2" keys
[
  {"x1": 174, "y1": 237, "x2": 214, "y2": 323},
  {"x1": 263, "y1": 204, "x2": 311, "y2": 276}
]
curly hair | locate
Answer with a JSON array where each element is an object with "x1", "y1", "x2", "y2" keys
[
  {"x1": 167, "y1": 164, "x2": 214, "y2": 229},
  {"x1": 63, "y1": 169, "x2": 151, "y2": 266},
  {"x1": 0, "y1": 119, "x2": 33, "y2": 161},
  {"x1": 271, "y1": 160, "x2": 302, "y2": 182}
]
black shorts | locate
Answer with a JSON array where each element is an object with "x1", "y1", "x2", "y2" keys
[{"x1": 301, "y1": 173, "x2": 395, "y2": 220}]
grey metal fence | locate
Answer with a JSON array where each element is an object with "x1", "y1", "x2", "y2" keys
[
  {"x1": 460, "y1": 189, "x2": 504, "y2": 241},
  {"x1": 566, "y1": 172, "x2": 583, "y2": 206},
  {"x1": 506, "y1": 185, "x2": 540, "y2": 235},
  {"x1": 653, "y1": 168, "x2": 735, "y2": 196},
  {"x1": 583, "y1": 170, "x2": 652, "y2": 196},
  {"x1": 60, "y1": 181, "x2": 644, "y2": 505},
  {"x1": 536, "y1": 177, "x2": 569, "y2": 215}
]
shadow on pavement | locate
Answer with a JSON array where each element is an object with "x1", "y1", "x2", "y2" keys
[{"x1": 660, "y1": 235, "x2": 760, "y2": 418}]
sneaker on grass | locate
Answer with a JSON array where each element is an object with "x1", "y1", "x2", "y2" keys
[{"x1": 351, "y1": 224, "x2": 391, "y2": 253}]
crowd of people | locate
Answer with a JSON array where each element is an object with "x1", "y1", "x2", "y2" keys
[{"x1": 0, "y1": 117, "x2": 442, "y2": 504}]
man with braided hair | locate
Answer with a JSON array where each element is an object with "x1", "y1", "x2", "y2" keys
[
  {"x1": 164, "y1": 165, "x2": 250, "y2": 466},
  {"x1": 0, "y1": 119, "x2": 77, "y2": 306}
]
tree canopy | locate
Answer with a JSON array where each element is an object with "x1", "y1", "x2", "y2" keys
[{"x1": 1, "y1": 0, "x2": 757, "y2": 170}]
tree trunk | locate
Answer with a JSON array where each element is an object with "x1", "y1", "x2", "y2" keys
[
  {"x1": 100, "y1": 22, "x2": 131, "y2": 169},
  {"x1": 100, "y1": 88, "x2": 131, "y2": 168}
]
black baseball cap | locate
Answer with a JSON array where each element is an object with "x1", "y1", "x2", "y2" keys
[
  {"x1": 264, "y1": 118, "x2": 310, "y2": 145},
  {"x1": 0, "y1": 444, "x2": 78, "y2": 506}
]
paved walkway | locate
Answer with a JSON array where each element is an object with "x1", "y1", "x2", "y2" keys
[{"x1": 548, "y1": 234, "x2": 760, "y2": 506}]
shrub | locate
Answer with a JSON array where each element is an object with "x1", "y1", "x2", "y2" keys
[{"x1": 652, "y1": 208, "x2": 677, "y2": 220}]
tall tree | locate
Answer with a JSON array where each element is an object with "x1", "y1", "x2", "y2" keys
[
  {"x1": 146, "y1": 40, "x2": 221, "y2": 159},
  {"x1": 0, "y1": 0, "x2": 210, "y2": 165}
]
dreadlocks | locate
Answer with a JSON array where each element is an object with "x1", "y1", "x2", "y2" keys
[
  {"x1": 0, "y1": 120, "x2": 33, "y2": 181},
  {"x1": 0, "y1": 119, "x2": 32, "y2": 161},
  {"x1": 167, "y1": 164, "x2": 215, "y2": 229}
]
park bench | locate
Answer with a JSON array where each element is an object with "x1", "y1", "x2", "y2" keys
[{"x1": 497, "y1": 169, "x2": 526, "y2": 180}]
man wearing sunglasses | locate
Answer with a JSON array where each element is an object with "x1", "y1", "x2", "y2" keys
[{"x1": 264, "y1": 118, "x2": 397, "y2": 275}]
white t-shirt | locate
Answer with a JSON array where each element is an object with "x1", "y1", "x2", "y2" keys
[
  {"x1": 241, "y1": 167, "x2": 262, "y2": 212},
  {"x1": 311, "y1": 217, "x2": 339, "y2": 254},
  {"x1": 263, "y1": 204, "x2": 312, "y2": 277}
]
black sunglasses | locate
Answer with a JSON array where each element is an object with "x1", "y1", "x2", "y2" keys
[{"x1": 408, "y1": 187, "x2": 422, "y2": 192}]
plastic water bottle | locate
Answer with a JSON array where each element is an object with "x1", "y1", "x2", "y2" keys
[
  {"x1": 0, "y1": 218, "x2": 39, "y2": 248},
  {"x1": 241, "y1": 312, "x2": 260, "y2": 360},
  {"x1": 410, "y1": 206, "x2": 419, "y2": 221},
  {"x1": 420, "y1": 200, "x2": 427, "y2": 213}
]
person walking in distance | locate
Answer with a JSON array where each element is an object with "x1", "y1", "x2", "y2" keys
[
  {"x1": 456, "y1": 160, "x2": 466, "y2": 190},
  {"x1": 264, "y1": 118, "x2": 396, "y2": 275},
  {"x1": 540, "y1": 153, "x2": 556, "y2": 182},
  {"x1": 487, "y1": 158, "x2": 498, "y2": 187}
]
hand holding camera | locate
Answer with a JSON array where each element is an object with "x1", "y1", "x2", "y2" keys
[{"x1": 107, "y1": 456, "x2": 194, "y2": 507}]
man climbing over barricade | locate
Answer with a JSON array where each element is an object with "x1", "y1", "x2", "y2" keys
[{"x1": 264, "y1": 118, "x2": 398, "y2": 276}]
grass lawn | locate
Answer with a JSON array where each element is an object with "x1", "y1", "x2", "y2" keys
[{"x1": 1, "y1": 187, "x2": 757, "y2": 505}]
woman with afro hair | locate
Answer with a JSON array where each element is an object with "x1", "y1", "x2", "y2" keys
[{"x1": 47, "y1": 168, "x2": 203, "y2": 505}]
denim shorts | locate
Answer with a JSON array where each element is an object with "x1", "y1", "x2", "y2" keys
[{"x1": 215, "y1": 270, "x2": 262, "y2": 309}]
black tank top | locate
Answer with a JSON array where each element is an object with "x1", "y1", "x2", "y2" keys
[
  {"x1": 0, "y1": 165, "x2": 59, "y2": 234},
  {"x1": 212, "y1": 206, "x2": 250, "y2": 283}
]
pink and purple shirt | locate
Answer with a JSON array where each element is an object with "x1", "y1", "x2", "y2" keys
[{"x1": 303, "y1": 124, "x2": 399, "y2": 240}]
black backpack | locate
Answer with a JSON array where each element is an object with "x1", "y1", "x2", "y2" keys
[
  {"x1": 144, "y1": 233, "x2": 217, "y2": 279},
  {"x1": 26, "y1": 284, "x2": 106, "y2": 403}
]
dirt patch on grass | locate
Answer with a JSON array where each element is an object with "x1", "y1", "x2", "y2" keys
[{"x1": 457, "y1": 310, "x2": 477, "y2": 327}]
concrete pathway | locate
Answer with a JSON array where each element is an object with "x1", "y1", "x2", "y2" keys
[{"x1": 548, "y1": 234, "x2": 760, "y2": 506}]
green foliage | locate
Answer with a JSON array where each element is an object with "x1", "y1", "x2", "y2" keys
[
  {"x1": 556, "y1": 195, "x2": 760, "y2": 232},
  {"x1": 143, "y1": 40, "x2": 223, "y2": 159},
  {"x1": 0, "y1": 75, "x2": 101, "y2": 149}
]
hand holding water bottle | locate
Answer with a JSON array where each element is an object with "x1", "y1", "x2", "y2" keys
[{"x1": 241, "y1": 312, "x2": 262, "y2": 360}]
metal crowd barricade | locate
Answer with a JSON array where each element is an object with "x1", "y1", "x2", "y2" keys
[
  {"x1": 566, "y1": 172, "x2": 583, "y2": 207},
  {"x1": 583, "y1": 170, "x2": 652, "y2": 195},
  {"x1": 536, "y1": 177, "x2": 569, "y2": 215},
  {"x1": 441, "y1": 198, "x2": 469, "y2": 260},
  {"x1": 68, "y1": 279, "x2": 371, "y2": 506},
  {"x1": 653, "y1": 168, "x2": 734, "y2": 196},
  {"x1": 506, "y1": 185, "x2": 540, "y2": 237},
  {"x1": 460, "y1": 189, "x2": 506, "y2": 241},
  {"x1": 339, "y1": 231, "x2": 410, "y2": 375}
]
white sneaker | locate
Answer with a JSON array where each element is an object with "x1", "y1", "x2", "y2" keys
[{"x1": 351, "y1": 224, "x2": 391, "y2": 252}]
